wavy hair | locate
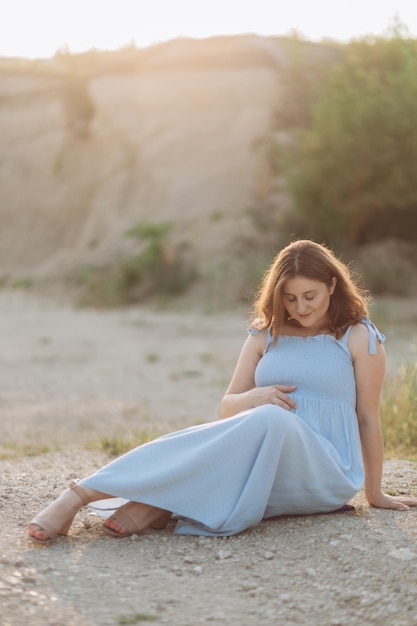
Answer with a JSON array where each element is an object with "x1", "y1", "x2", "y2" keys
[{"x1": 251, "y1": 240, "x2": 369, "y2": 339}]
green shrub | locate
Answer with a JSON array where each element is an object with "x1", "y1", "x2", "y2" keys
[
  {"x1": 274, "y1": 35, "x2": 344, "y2": 131},
  {"x1": 75, "y1": 221, "x2": 196, "y2": 307},
  {"x1": 283, "y1": 25, "x2": 417, "y2": 246}
]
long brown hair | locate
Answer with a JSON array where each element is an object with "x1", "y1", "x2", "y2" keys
[{"x1": 251, "y1": 240, "x2": 368, "y2": 339}]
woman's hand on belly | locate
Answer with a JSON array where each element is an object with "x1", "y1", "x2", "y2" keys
[{"x1": 247, "y1": 384, "x2": 298, "y2": 411}]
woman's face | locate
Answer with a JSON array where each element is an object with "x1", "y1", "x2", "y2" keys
[{"x1": 282, "y1": 276, "x2": 336, "y2": 334}]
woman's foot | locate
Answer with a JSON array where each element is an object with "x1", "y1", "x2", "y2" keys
[
  {"x1": 149, "y1": 511, "x2": 173, "y2": 530},
  {"x1": 27, "y1": 480, "x2": 106, "y2": 544},
  {"x1": 103, "y1": 501, "x2": 170, "y2": 538}
]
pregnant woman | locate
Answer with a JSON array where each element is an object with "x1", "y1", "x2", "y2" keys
[{"x1": 28, "y1": 239, "x2": 417, "y2": 544}]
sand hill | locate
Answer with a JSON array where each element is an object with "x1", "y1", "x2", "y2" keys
[
  {"x1": 0, "y1": 35, "x2": 342, "y2": 297},
  {"x1": 0, "y1": 37, "x2": 275, "y2": 276}
]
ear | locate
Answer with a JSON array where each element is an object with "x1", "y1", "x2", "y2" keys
[{"x1": 329, "y1": 277, "x2": 337, "y2": 295}]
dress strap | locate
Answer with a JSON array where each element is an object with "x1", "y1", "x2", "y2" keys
[
  {"x1": 339, "y1": 326, "x2": 352, "y2": 346},
  {"x1": 248, "y1": 325, "x2": 273, "y2": 354},
  {"x1": 360, "y1": 317, "x2": 386, "y2": 355}
]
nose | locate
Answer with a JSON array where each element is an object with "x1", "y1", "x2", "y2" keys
[{"x1": 296, "y1": 299, "x2": 309, "y2": 315}]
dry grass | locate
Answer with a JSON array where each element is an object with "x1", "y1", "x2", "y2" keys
[{"x1": 381, "y1": 362, "x2": 417, "y2": 459}]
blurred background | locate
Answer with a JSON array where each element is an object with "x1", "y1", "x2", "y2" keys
[
  {"x1": 0, "y1": 0, "x2": 416, "y2": 307},
  {"x1": 0, "y1": 1, "x2": 416, "y2": 456}
]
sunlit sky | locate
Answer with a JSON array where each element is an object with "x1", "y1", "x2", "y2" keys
[{"x1": 1, "y1": 0, "x2": 416, "y2": 59}]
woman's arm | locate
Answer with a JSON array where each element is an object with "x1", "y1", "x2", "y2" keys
[
  {"x1": 350, "y1": 323, "x2": 417, "y2": 510},
  {"x1": 221, "y1": 331, "x2": 297, "y2": 418}
]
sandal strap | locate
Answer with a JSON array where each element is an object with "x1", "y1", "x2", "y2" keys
[
  {"x1": 106, "y1": 507, "x2": 141, "y2": 536},
  {"x1": 28, "y1": 517, "x2": 60, "y2": 540},
  {"x1": 69, "y1": 480, "x2": 90, "y2": 507}
]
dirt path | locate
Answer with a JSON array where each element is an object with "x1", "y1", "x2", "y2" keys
[{"x1": 1, "y1": 291, "x2": 417, "y2": 626}]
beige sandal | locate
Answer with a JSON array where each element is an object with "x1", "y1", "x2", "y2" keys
[
  {"x1": 150, "y1": 511, "x2": 172, "y2": 530},
  {"x1": 102, "y1": 502, "x2": 171, "y2": 538},
  {"x1": 27, "y1": 480, "x2": 90, "y2": 544}
]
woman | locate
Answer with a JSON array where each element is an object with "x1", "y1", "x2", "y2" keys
[{"x1": 28, "y1": 240, "x2": 417, "y2": 544}]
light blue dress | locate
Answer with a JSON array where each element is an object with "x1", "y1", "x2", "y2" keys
[{"x1": 82, "y1": 318, "x2": 385, "y2": 537}]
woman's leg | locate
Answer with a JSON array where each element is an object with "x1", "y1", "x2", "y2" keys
[{"x1": 28, "y1": 480, "x2": 113, "y2": 544}]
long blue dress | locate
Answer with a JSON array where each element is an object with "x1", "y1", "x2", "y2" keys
[{"x1": 82, "y1": 318, "x2": 385, "y2": 536}]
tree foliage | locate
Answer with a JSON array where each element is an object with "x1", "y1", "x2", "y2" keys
[{"x1": 286, "y1": 25, "x2": 417, "y2": 246}]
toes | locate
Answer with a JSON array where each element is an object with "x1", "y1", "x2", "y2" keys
[
  {"x1": 104, "y1": 519, "x2": 126, "y2": 535},
  {"x1": 28, "y1": 524, "x2": 49, "y2": 541},
  {"x1": 104, "y1": 519, "x2": 117, "y2": 531}
]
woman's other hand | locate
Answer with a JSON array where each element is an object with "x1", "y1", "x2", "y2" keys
[{"x1": 369, "y1": 492, "x2": 417, "y2": 510}]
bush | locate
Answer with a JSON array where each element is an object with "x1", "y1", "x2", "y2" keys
[
  {"x1": 273, "y1": 36, "x2": 344, "y2": 131},
  {"x1": 75, "y1": 221, "x2": 196, "y2": 307},
  {"x1": 283, "y1": 25, "x2": 417, "y2": 246}
]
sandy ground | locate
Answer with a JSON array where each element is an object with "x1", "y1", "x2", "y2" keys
[{"x1": 1, "y1": 290, "x2": 417, "y2": 626}]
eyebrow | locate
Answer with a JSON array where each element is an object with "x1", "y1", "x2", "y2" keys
[{"x1": 283, "y1": 289, "x2": 317, "y2": 296}]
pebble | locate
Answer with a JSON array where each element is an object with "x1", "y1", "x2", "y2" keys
[
  {"x1": 183, "y1": 555, "x2": 195, "y2": 564},
  {"x1": 389, "y1": 548, "x2": 417, "y2": 561},
  {"x1": 279, "y1": 593, "x2": 291, "y2": 603},
  {"x1": 240, "y1": 581, "x2": 259, "y2": 592},
  {"x1": 206, "y1": 612, "x2": 226, "y2": 621},
  {"x1": 216, "y1": 549, "x2": 232, "y2": 560}
]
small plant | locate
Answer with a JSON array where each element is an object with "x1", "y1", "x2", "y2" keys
[
  {"x1": 0, "y1": 441, "x2": 59, "y2": 460},
  {"x1": 11, "y1": 276, "x2": 34, "y2": 289},
  {"x1": 381, "y1": 362, "x2": 417, "y2": 458},
  {"x1": 75, "y1": 221, "x2": 196, "y2": 307},
  {"x1": 87, "y1": 429, "x2": 161, "y2": 457},
  {"x1": 117, "y1": 613, "x2": 159, "y2": 625}
]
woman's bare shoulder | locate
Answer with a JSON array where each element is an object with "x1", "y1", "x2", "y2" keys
[
  {"x1": 348, "y1": 321, "x2": 369, "y2": 341},
  {"x1": 347, "y1": 320, "x2": 385, "y2": 359},
  {"x1": 247, "y1": 326, "x2": 269, "y2": 354}
]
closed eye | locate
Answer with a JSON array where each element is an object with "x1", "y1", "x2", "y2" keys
[{"x1": 285, "y1": 295, "x2": 316, "y2": 302}]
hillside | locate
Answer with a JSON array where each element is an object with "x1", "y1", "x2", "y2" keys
[{"x1": 0, "y1": 35, "x2": 343, "y2": 302}]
